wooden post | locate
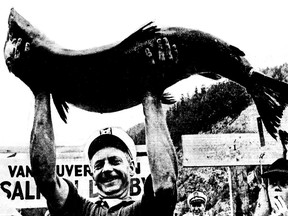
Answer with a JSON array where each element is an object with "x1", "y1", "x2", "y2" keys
[
  {"x1": 257, "y1": 117, "x2": 265, "y2": 147},
  {"x1": 227, "y1": 167, "x2": 234, "y2": 216}
]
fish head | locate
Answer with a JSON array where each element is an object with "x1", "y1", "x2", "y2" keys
[
  {"x1": 4, "y1": 9, "x2": 31, "y2": 74},
  {"x1": 3, "y1": 33, "x2": 16, "y2": 72}
]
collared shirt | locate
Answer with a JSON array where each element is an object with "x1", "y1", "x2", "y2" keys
[
  {"x1": 102, "y1": 197, "x2": 129, "y2": 208},
  {"x1": 47, "y1": 175, "x2": 175, "y2": 216}
]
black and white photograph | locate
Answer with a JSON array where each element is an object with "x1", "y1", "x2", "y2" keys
[{"x1": 1, "y1": 1, "x2": 288, "y2": 215}]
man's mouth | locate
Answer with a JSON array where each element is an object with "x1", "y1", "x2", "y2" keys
[{"x1": 101, "y1": 176, "x2": 119, "y2": 184}]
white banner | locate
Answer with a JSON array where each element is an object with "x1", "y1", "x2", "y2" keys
[{"x1": 0, "y1": 144, "x2": 149, "y2": 208}]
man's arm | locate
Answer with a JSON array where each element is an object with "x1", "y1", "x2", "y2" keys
[
  {"x1": 7, "y1": 38, "x2": 69, "y2": 209},
  {"x1": 30, "y1": 92, "x2": 69, "y2": 209},
  {"x1": 142, "y1": 38, "x2": 178, "y2": 213},
  {"x1": 142, "y1": 92, "x2": 178, "y2": 190}
]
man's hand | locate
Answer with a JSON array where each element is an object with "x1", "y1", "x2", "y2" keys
[
  {"x1": 4, "y1": 35, "x2": 48, "y2": 95},
  {"x1": 4, "y1": 35, "x2": 31, "y2": 73},
  {"x1": 144, "y1": 37, "x2": 178, "y2": 98},
  {"x1": 145, "y1": 37, "x2": 178, "y2": 65},
  {"x1": 271, "y1": 196, "x2": 288, "y2": 216}
]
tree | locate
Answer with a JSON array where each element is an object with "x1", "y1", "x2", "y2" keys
[
  {"x1": 261, "y1": 63, "x2": 288, "y2": 83},
  {"x1": 128, "y1": 63, "x2": 288, "y2": 215},
  {"x1": 166, "y1": 81, "x2": 252, "y2": 148}
]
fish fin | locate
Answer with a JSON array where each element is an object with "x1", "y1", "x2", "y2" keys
[
  {"x1": 52, "y1": 94, "x2": 69, "y2": 123},
  {"x1": 117, "y1": 21, "x2": 160, "y2": 48},
  {"x1": 229, "y1": 45, "x2": 245, "y2": 56},
  {"x1": 279, "y1": 130, "x2": 288, "y2": 144},
  {"x1": 161, "y1": 92, "x2": 176, "y2": 104},
  {"x1": 199, "y1": 72, "x2": 222, "y2": 80},
  {"x1": 279, "y1": 129, "x2": 288, "y2": 158},
  {"x1": 250, "y1": 71, "x2": 288, "y2": 139}
]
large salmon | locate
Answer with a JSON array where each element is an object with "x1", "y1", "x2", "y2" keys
[{"x1": 4, "y1": 8, "x2": 288, "y2": 139}]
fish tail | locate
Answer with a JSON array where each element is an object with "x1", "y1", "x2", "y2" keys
[
  {"x1": 249, "y1": 71, "x2": 288, "y2": 139},
  {"x1": 52, "y1": 94, "x2": 69, "y2": 123}
]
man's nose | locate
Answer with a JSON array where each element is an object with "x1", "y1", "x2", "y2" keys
[{"x1": 102, "y1": 161, "x2": 113, "y2": 172}]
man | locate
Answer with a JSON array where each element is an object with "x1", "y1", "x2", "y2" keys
[
  {"x1": 7, "y1": 35, "x2": 178, "y2": 216},
  {"x1": 184, "y1": 191, "x2": 207, "y2": 216},
  {"x1": 255, "y1": 158, "x2": 288, "y2": 216}
]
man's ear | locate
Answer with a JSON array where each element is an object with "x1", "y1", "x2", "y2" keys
[
  {"x1": 129, "y1": 161, "x2": 136, "y2": 177},
  {"x1": 89, "y1": 164, "x2": 94, "y2": 178}
]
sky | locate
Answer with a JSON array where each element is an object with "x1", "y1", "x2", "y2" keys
[{"x1": 0, "y1": 0, "x2": 288, "y2": 147}]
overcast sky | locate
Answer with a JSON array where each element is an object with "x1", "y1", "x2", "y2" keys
[{"x1": 1, "y1": 0, "x2": 288, "y2": 147}]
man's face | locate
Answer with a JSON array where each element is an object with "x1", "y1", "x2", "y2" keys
[
  {"x1": 90, "y1": 147, "x2": 134, "y2": 198},
  {"x1": 189, "y1": 201, "x2": 205, "y2": 216},
  {"x1": 268, "y1": 175, "x2": 288, "y2": 205}
]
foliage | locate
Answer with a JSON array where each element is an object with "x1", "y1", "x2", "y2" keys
[
  {"x1": 261, "y1": 63, "x2": 288, "y2": 83},
  {"x1": 177, "y1": 165, "x2": 230, "y2": 215},
  {"x1": 166, "y1": 81, "x2": 252, "y2": 148},
  {"x1": 127, "y1": 63, "x2": 288, "y2": 215}
]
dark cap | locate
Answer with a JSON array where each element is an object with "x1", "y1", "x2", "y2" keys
[{"x1": 262, "y1": 158, "x2": 288, "y2": 178}]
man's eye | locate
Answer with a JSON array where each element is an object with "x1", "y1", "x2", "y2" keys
[
  {"x1": 94, "y1": 161, "x2": 104, "y2": 170},
  {"x1": 280, "y1": 180, "x2": 288, "y2": 187},
  {"x1": 110, "y1": 158, "x2": 122, "y2": 165}
]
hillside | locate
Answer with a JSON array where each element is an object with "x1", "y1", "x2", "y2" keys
[
  {"x1": 126, "y1": 63, "x2": 288, "y2": 215},
  {"x1": 127, "y1": 102, "x2": 288, "y2": 216}
]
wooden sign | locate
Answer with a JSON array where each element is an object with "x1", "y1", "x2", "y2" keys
[{"x1": 182, "y1": 133, "x2": 283, "y2": 167}]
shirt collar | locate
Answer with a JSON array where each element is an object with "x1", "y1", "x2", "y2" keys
[{"x1": 95, "y1": 196, "x2": 133, "y2": 208}]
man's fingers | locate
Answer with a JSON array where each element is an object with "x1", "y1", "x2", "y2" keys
[
  {"x1": 271, "y1": 196, "x2": 288, "y2": 215},
  {"x1": 157, "y1": 38, "x2": 165, "y2": 61},
  {"x1": 25, "y1": 42, "x2": 30, "y2": 52},
  {"x1": 145, "y1": 47, "x2": 155, "y2": 65},
  {"x1": 271, "y1": 198, "x2": 279, "y2": 212},
  {"x1": 11, "y1": 38, "x2": 17, "y2": 45},
  {"x1": 145, "y1": 37, "x2": 177, "y2": 65},
  {"x1": 163, "y1": 37, "x2": 173, "y2": 60},
  {"x1": 15, "y1": 38, "x2": 22, "y2": 59},
  {"x1": 171, "y1": 44, "x2": 178, "y2": 64},
  {"x1": 277, "y1": 196, "x2": 288, "y2": 210}
]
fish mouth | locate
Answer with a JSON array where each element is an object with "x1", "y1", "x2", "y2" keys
[{"x1": 5, "y1": 57, "x2": 13, "y2": 72}]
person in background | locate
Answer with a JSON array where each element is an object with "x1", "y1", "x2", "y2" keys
[
  {"x1": 184, "y1": 191, "x2": 208, "y2": 216},
  {"x1": 254, "y1": 158, "x2": 288, "y2": 216}
]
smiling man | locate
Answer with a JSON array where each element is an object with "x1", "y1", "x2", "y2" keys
[
  {"x1": 8, "y1": 34, "x2": 178, "y2": 216},
  {"x1": 87, "y1": 127, "x2": 137, "y2": 200},
  {"x1": 261, "y1": 158, "x2": 288, "y2": 216}
]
